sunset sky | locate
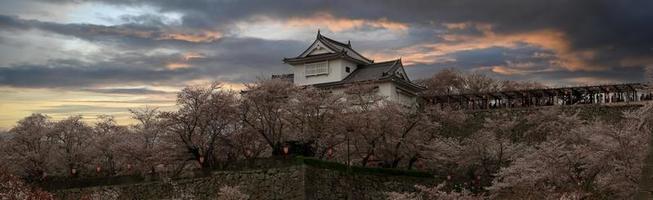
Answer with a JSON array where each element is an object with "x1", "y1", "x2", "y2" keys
[{"x1": 1, "y1": 0, "x2": 652, "y2": 129}]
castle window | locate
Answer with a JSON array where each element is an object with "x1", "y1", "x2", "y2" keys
[
  {"x1": 346, "y1": 66, "x2": 351, "y2": 73},
  {"x1": 305, "y1": 61, "x2": 329, "y2": 76}
]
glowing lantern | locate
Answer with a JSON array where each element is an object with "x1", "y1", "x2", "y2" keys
[{"x1": 327, "y1": 148, "x2": 333, "y2": 159}]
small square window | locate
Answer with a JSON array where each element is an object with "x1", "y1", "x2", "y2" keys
[{"x1": 345, "y1": 67, "x2": 351, "y2": 73}]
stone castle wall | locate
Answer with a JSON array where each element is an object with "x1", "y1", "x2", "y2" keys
[{"x1": 52, "y1": 162, "x2": 435, "y2": 200}]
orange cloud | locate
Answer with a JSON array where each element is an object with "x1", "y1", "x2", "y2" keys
[
  {"x1": 442, "y1": 22, "x2": 472, "y2": 30},
  {"x1": 165, "y1": 52, "x2": 206, "y2": 69},
  {"x1": 368, "y1": 23, "x2": 596, "y2": 71},
  {"x1": 158, "y1": 31, "x2": 222, "y2": 43},
  {"x1": 85, "y1": 26, "x2": 221, "y2": 43},
  {"x1": 182, "y1": 52, "x2": 206, "y2": 61},
  {"x1": 491, "y1": 66, "x2": 525, "y2": 75},
  {"x1": 166, "y1": 62, "x2": 191, "y2": 69},
  {"x1": 488, "y1": 65, "x2": 553, "y2": 76},
  {"x1": 285, "y1": 12, "x2": 408, "y2": 32}
]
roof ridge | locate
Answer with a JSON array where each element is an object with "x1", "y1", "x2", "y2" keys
[
  {"x1": 317, "y1": 32, "x2": 374, "y2": 63},
  {"x1": 388, "y1": 59, "x2": 402, "y2": 72},
  {"x1": 381, "y1": 59, "x2": 400, "y2": 77},
  {"x1": 318, "y1": 33, "x2": 350, "y2": 47}
]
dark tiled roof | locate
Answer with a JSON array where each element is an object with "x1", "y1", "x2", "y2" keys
[
  {"x1": 313, "y1": 59, "x2": 425, "y2": 93},
  {"x1": 284, "y1": 31, "x2": 374, "y2": 65},
  {"x1": 342, "y1": 59, "x2": 400, "y2": 83},
  {"x1": 317, "y1": 34, "x2": 373, "y2": 64},
  {"x1": 284, "y1": 51, "x2": 369, "y2": 65}
]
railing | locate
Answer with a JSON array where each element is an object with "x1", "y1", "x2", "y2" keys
[{"x1": 422, "y1": 83, "x2": 652, "y2": 110}]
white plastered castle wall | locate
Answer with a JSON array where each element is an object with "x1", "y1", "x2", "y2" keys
[
  {"x1": 325, "y1": 82, "x2": 417, "y2": 106},
  {"x1": 292, "y1": 59, "x2": 358, "y2": 86}
]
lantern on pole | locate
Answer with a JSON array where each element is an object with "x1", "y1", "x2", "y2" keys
[
  {"x1": 283, "y1": 145, "x2": 289, "y2": 155},
  {"x1": 415, "y1": 160, "x2": 424, "y2": 170},
  {"x1": 71, "y1": 168, "x2": 77, "y2": 176},
  {"x1": 96, "y1": 165, "x2": 101, "y2": 173},
  {"x1": 127, "y1": 164, "x2": 132, "y2": 170},
  {"x1": 476, "y1": 175, "x2": 481, "y2": 186},
  {"x1": 327, "y1": 148, "x2": 333, "y2": 159},
  {"x1": 199, "y1": 156, "x2": 205, "y2": 164}
]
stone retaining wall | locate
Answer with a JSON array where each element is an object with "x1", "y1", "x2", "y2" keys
[{"x1": 52, "y1": 163, "x2": 434, "y2": 200}]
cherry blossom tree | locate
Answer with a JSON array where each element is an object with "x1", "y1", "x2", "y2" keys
[
  {"x1": 1, "y1": 114, "x2": 55, "y2": 179},
  {"x1": 421, "y1": 115, "x2": 526, "y2": 187},
  {"x1": 336, "y1": 102, "x2": 383, "y2": 167},
  {"x1": 0, "y1": 167, "x2": 53, "y2": 200},
  {"x1": 488, "y1": 103, "x2": 653, "y2": 199},
  {"x1": 49, "y1": 116, "x2": 94, "y2": 176},
  {"x1": 120, "y1": 107, "x2": 166, "y2": 175},
  {"x1": 519, "y1": 108, "x2": 583, "y2": 144},
  {"x1": 419, "y1": 69, "x2": 544, "y2": 95},
  {"x1": 240, "y1": 79, "x2": 297, "y2": 155},
  {"x1": 386, "y1": 183, "x2": 481, "y2": 200},
  {"x1": 285, "y1": 86, "x2": 346, "y2": 158},
  {"x1": 160, "y1": 82, "x2": 240, "y2": 169},
  {"x1": 419, "y1": 68, "x2": 465, "y2": 95},
  {"x1": 343, "y1": 83, "x2": 386, "y2": 110},
  {"x1": 461, "y1": 72, "x2": 503, "y2": 94},
  {"x1": 227, "y1": 128, "x2": 271, "y2": 159},
  {"x1": 90, "y1": 115, "x2": 128, "y2": 176},
  {"x1": 372, "y1": 103, "x2": 439, "y2": 168},
  {"x1": 500, "y1": 80, "x2": 546, "y2": 91}
]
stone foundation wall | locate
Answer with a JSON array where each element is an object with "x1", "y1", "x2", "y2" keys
[
  {"x1": 52, "y1": 163, "x2": 434, "y2": 200},
  {"x1": 304, "y1": 166, "x2": 435, "y2": 200},
  {"x1": 54, "y1": 165, "x2": 306, "y2": 200}
]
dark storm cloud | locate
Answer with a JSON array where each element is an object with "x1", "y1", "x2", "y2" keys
[
  {"x1": 48, "y1": 0, "x2": 652, "y2": 70},
  {"x1": 0, "y1": 14, "x2": 222, "y2": 49},
  {"x1": 0, "y1": 35, "x2": 303, "y2": 88},
  {"x1": 2, "y1": 0, "x2": 651, "y2": 86},
  {"x1": 403, "y1": 41, "x2": 645, "y2": 86},
  {"x1": 405, "y1": 45, "x2": 559, "y2": 79},
  {"x1": 0, "y1": 62, "x2": 196, "y2": 88}
]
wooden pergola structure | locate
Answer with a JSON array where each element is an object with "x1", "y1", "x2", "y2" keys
[{"x1": 422, "y1": 83, "x2": 652, "y2": 110}]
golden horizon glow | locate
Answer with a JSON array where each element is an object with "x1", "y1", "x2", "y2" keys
[{"x1": 0, "y1": 86, "x2": 176, "y2": 129}]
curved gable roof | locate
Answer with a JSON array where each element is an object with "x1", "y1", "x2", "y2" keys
[
  {"x1": 283, "y1": 31, "x2": 374, "y2": 64},
  {"x1": 342, "y1": 59, "x2": 401, "y2": 83}
]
